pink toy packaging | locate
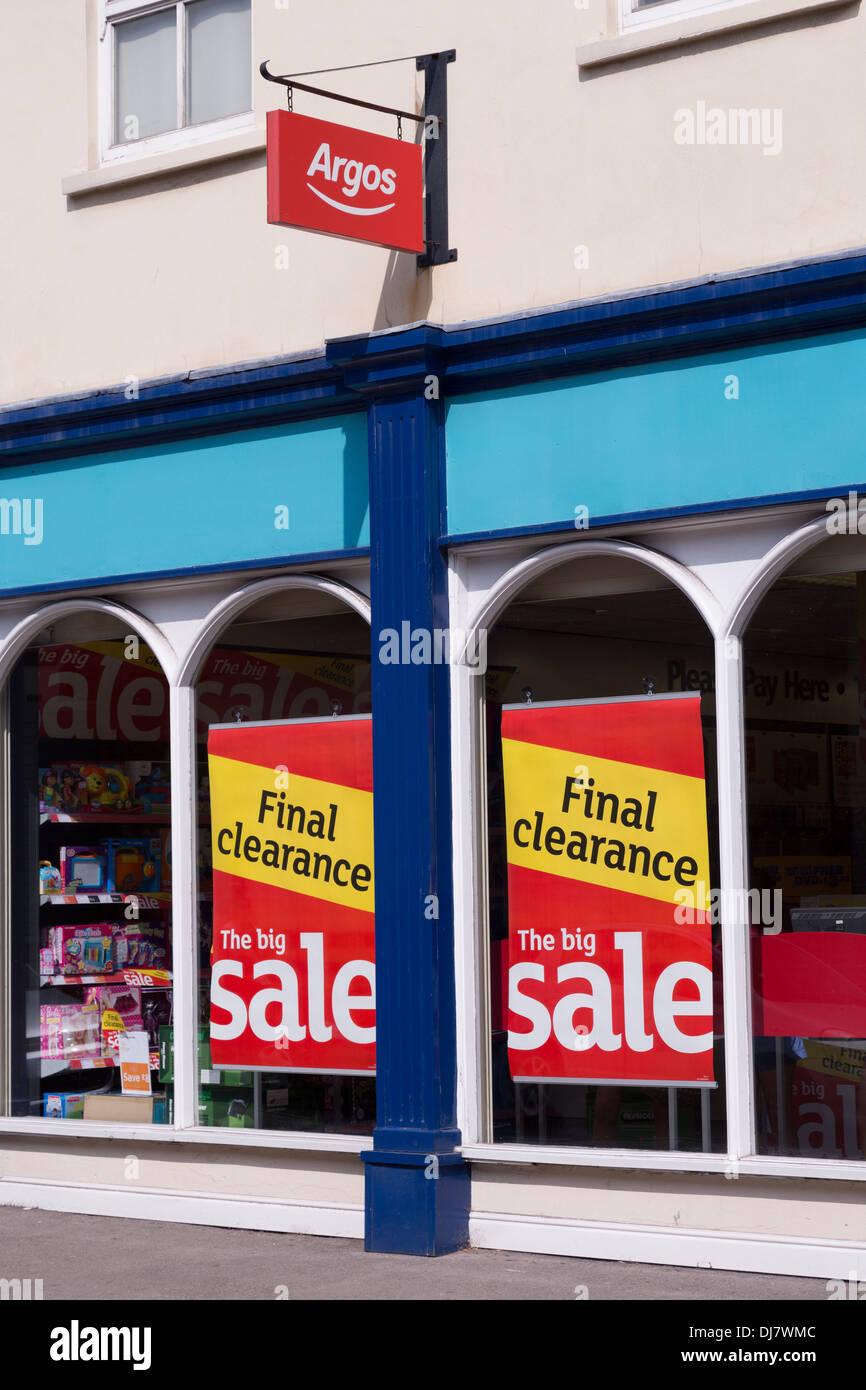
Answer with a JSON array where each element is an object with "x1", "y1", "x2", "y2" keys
[
  {"x1": 85, "y1": 984, "x2": 144, "y2": 1054},
  {"x1": 50, "y1": 925, "x2": 114, "y2": 977},
  {"x1": 40, "y1": 1003, "x2": 101, "y2": 1061}
]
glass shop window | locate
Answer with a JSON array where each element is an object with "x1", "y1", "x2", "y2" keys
[
  {"x1": 192, "y1": 596, "x2": 375, "y2": 1135},
  {"x1": 6, "y1": 617, "x2": 173, "y2": 1123},
  {"x1": 484, "y1": 559, "x2": 726, "y2": 1153},
  {"x1": 745, "y1": 539, "x2": 866, "y2": 1160}
]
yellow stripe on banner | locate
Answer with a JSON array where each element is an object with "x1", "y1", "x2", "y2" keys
[
  {"x1": 502, "y1": 737, "x2": 709, "y2": 908},
  {"x1": 208, "y1": 753, "x2": 374, "y2": 911}
]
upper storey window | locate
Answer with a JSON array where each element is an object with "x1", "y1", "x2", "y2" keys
[{"x1": 101, "y1": 0, "x2": 252, "y2": 162}]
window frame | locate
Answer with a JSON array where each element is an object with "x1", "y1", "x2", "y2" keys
[
  {"x1": 450, "y1": 516, "x2": 866, "y2": 1183},
  {"x1": 0, "y1": 569, "x2": 374, "y2": 1149},
  {"x1": 619, "y1": 0, "x2": 762, "y2": 31},
  {"x1": 99, "y1": 0, "x2": 254, "y2": 168}
]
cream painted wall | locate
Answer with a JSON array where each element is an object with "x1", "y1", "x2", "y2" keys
[
  {"x1": 472, "y1": 1164, "x2": 866, "y2": 1243},
  {"x1": 0, "y1": 1137, "x2": 364, "y2": 1205},
  {"x1": 2, "y1": 0, "x2": 864, "y2": 402}
]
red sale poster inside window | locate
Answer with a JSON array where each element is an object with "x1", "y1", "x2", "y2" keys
[
  {"x1": 208, "y1": 716, "x2": 374, "y2": 1074},
  {"x1": 501, "y1": 694, "x2": 714, "y2": 1087}
]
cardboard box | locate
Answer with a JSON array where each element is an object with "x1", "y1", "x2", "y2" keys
[{"x1": 83, "y1": 1093, "x2": 165, "y2": 1123}]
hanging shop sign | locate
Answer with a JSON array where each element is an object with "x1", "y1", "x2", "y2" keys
[
  {"x1": 266, "y1": 110, "x2": 423, "y2": 254},
  {"x1": 501, "y1": 693, "x2": 714, "y2": 1087},
  {"x1": 207, "y1": 716, "x2": 375, "y2": 1074}
]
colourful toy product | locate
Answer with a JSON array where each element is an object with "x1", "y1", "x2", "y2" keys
[
  {"x1": 57, "y1": 765, "x2": 86, "y2": 813},
  {"x1": 43, "y1": 1091, "x2": 86, "y2": 1119},
  {"x1": 132, "y1": 763, "x2": 170, "y2": 813},
  {"x1": 59, "y1": 845, "x2": 107, "y2": 892},
  {"x1": 105, "y1": 837, "x2": 161, "y2": 893},
  {"x1": 112, "y1": 922, "x2": 168, "y2": 971},
  {"x1": 39, "y1": 861, "x2": 62, "y2": 893},
  {"x1": 40, "y1": 1003, "x2": 101, "y2": 1061},
  {"x1": 39, "y1": 768, "x2": 60, "y2": 810},
  {"x1": 39, "y1": 946, "x2": 55, "y2": 976},
  {"x1": 85, "y1": 983, "x2": 144, "y2": 1054},
  {"x1": 142, "y1": 989, "x2": 172, "y2": 1048},
  {"x1": 79, "y1": 765, "x2": 134, "y2": 812},
  {"x1": 50, "y1": 925, "x2": 114, "y2": 977}
]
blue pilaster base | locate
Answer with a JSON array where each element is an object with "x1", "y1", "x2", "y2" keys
[{"x1": 361, "y1": 1150, "x2": 471, "y2": 1256}]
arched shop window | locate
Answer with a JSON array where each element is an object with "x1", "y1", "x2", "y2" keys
[
  {"x1": 482, "y1": 553, "x2": 725, "y2": 1153},
  {"x1": 192, "y1": 588, "x2": 373, "y2": 1135},
  {"x1": 744, "y1": 534, "x2": 866, "y2": 1160},
  {"x1": 5, "y1": 611, "x2": 173, "y2": 1122}
]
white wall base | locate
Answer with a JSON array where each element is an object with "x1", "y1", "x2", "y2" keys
[
  {"x1": 470, "y1": 1210, "x2": 866, "y2": 1280},
  {"x1": 0, "y1": 1179, "x2": 364, "y2": 1240}
]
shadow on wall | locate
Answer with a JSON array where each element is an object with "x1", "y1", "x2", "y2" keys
[{"x1": 372, "y1": 247, "x2": 435, "y2": 333}]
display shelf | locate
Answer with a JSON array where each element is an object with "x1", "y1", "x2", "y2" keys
[
  {"x1": 39, "y1": 891, "x2": 171, "y2": 908},
  {"x1": 40, "y1": 811, "x2": 169, "y2": 825},
  {"x1": 41, "y1": 968, "x2": 173, "y2": 988},
  {"x1": 41, "y1": 1051, "x2": 160, "y2": 1075}
]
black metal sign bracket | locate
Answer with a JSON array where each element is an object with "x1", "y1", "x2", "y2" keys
[
  {"x1": 260, "y1": 51, "x2": 457, "y2": 269},
  {"x1": 416, "y1": 50, "x2": 457, "y2": 269}
]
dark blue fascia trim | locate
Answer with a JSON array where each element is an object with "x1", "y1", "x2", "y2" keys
[
  {"x1": 328, "y1": 250, "x2": 866, "y2": 398},
  {"x1": 5, "y1": 247, "x2": 866, "y2": 464},
  {"x1": 0, "y1": 545, "x2": 371, "y2": 601},
  {"x1": 440, "y1": 484, "x2": 866, "y2": 549},
  {"x1": 438, "y1": 251, "x2": 866, "y2": 392},
  {"x1": 0, "y1": 351, "x2": 357, "y2": 462}
]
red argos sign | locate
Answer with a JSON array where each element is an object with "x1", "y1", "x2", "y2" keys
[{"x1": 266, "y1": 110, "x2": 424, "y2": 254}]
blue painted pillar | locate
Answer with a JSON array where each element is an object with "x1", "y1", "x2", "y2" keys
[{"x1": 327, "y1": 327, "x2": 470, "y2": 1255}]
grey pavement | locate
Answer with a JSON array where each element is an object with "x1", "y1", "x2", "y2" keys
[{"x1": 0, "y1": 1206, "x2": 831, "y2": 1300}]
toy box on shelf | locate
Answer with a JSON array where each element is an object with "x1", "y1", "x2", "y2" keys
[
  {"x1": 142, "y1": 989, "x2": 172, "y2": 1047},
  {"x1": 130, "y1": 763, "x2": 170, "y2": 813},
  {"x1": 48, "y1": 925, "x2": 115, "y2": 977},
  {"x1": 86, "y1": 984, "x2": 144, "y2": 1055},
  {"x1": 40, "y1": 1003, "x2": 102, "y2": 1061},
  {"x1": 105, "y1": 838, "x2": 161, "y2": 893},
  {"x1": 39, "y1": 861, "x2": 62, "y2": 892},
  {"x1": 43, "y1": 1091, "x2": 86, "y2": 1119},
  {"x1": 39, "y1": 762, "x2": 170, "y2": 816},
  {"x1": 112, "y1": 922, "x2": 168, "y2": 972},
  {"x1": 59, "y1": 845, "x2": 107, "y2": 892}
]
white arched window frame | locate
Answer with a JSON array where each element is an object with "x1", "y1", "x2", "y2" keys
[
  {"x1": 450, "y1": 514, "x2": 866, "y2": 1183},
  {"x1": 0, "y1": 573, "x2": 371, "y2": 1153}
]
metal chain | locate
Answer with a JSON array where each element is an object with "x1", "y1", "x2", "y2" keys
[{"x1": 396, "y1": 114, "x2": 402, "y2": 140}]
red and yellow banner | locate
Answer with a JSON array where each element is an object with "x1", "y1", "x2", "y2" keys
[
  {"x1": 208, "y1": 718, "x2": 375, "y2": 1073},
  {"x1": 501, "y1": 694, "x2": 713, "y2": 1086}
]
